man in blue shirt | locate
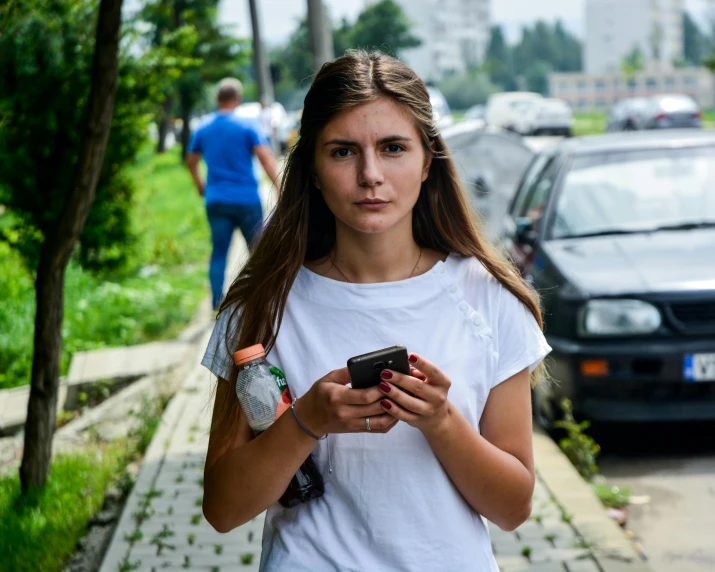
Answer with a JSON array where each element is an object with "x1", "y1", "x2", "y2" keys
[{"x1": 186, "y1": 78, "x2": 280, "y2": 310}]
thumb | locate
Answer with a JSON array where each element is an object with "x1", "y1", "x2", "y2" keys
[{"x1": 326, "y1": 367, "x2": 352, "y2": 385}]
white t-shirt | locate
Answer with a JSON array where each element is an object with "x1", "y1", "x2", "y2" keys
[{"x1": 202, "y1": 254, "x2": 551, "y2": 572}]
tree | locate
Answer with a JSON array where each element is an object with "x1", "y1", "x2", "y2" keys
[
  {"x1": 621, "y1": 46, "x2": 645, "y2": 94},
  {"x1": 348, "y1": 0, "x2": 421, "y2": 57},
  {"x1": 484, "y1": 25, "x2": 517, "y2": 91},
  {"x1": 138, "y1": 0, "x2": 250, "y2": 158},
  {"x1": 0, "y1": 0, "x2": 187, "y2": 490},
  {"x1": 438, "y1": 68, "x2": 499, "y2": 110},
  {"x1": 683, "y1": 11, "x2": 708, "y2": 66},
  {"x1": 485, "y1": 21, "x2": 582, "y2": 94},
  {"x1": 0, "y1": 0, "x2": 123, "y2": 491}
]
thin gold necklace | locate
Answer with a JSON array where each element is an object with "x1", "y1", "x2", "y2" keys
[{"x1": 331, "y1": 248, "x2": 423, "y2": 284}]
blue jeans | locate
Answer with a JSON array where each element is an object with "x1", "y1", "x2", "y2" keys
[{"x1": 206, "y1": 202, "x2": 263, "y2": 309}]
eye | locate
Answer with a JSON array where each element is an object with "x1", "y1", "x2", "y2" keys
[
  {"x1": 384, "y1": 144, "x2": 405, "y2": 153},
  {"x1": 331, "y1": 147, "x2": 353, "y2": 158}
]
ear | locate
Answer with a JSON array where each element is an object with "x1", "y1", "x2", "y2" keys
[
  {"x1": 312, "y1": 170, "x2": 321, "y2": 190},
  {"x1": 421, "y1": 140, "x2": 436, "y2": 182}
]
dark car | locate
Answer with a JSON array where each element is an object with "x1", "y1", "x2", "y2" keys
[
  {"x1": 442, "y1": 121, "x2": 534, "y2": 240},
  {"x1": 640, "y1": 94, "x2": 702, "y2": 130},
  {"x1": 500, "y1": 130, "x2": 715, "y2": 424}
]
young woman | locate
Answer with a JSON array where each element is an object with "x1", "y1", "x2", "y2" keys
[{"x1": 201, "y1": 50, "x2": 551, "y2": 571}]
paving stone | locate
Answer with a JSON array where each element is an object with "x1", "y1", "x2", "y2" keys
[{"x1": 564, "y1": 558, "x2": 601, "y2": 572}]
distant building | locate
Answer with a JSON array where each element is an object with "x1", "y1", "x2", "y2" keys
[
  {"x1": 375, "y1": 0, "x2": 491, "y2": 83},
  {"x1": 549, "y1": 67, "x2": 715, "y2": 111},
  {"x1": 585, "y1": 0, "x2": 684, "y2": 74}
]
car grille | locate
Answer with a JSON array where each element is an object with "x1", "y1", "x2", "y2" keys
[{"x1": 668, "y1": 301, "x2": 715, "y2": 334}]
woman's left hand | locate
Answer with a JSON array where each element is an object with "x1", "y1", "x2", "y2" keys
[{"x1": 378, "y1": 352, "x2": 452, "y2": 433}]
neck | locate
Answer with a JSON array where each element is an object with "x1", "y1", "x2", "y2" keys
[
  {"x1": 331, "y1": 219, "x2": 421, "y2": 283},
  {"x1": 218, "y1": 102, "x2": 238, "y2": 112}
]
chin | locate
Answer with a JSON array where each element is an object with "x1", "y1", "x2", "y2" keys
[{"x1": 350, "y1": 214, "x2": 402, "y2": 234}]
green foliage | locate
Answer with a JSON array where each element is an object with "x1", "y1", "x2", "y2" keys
[
  {"x1": 272, "y1": 0, "x2": 420, "y2": 108},
  {"x1": 138, "y1": 0, "x2": 251, "y2": 155},
  {"x1": 347, "y1": 0, "x2": 421, "y2": 57},
  {"x1": 621, "y1": 46, "x2": 645, "y2": 89},
  {"x1": 130, "y1": 393, "x2": 167, "y2": 455},
  {"x1": 485, "y1": 20, "x2": 582, "y2": 95},
  {"x1": 683, "y1": 12, "x2": 711, "y2": 66},
  {"x1": 0, "y1": 0, "x2": 186, "y2": 274},
  {"x1": 0, "y1": 445, "x2": 125, "y2": 572},
  {"x1": 438, "y1": 69, "x2": 499, "y2": 110},
  {"x1": 0, "y1": 149, "x2": 210, "y2": 389},
  {"x1": 592, "y1": 482, "x2": 631, "y2": 509},
  {"x1": 554, "y1": 398, "x2": 600, "y2": 481}
]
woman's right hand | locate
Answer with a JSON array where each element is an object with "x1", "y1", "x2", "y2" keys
[{"x1": 294, "y1": 367, "x2": 398, "y2": 437}]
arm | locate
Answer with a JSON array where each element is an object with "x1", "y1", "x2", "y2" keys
[
  {"x1": 203, "y1": 368, "x2": 397, "y2": 533},
  {"x1": 253, "y1": 144, "x2": 280, "y2": 191},
  {"x1": 378, "y1": 355, "x2": 534, "y2": 531},
  {"x1": 186, "y1": 152, "x2": 205, "y2": 197}
]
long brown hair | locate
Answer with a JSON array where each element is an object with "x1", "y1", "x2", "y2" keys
[{"x1": 213, "y1": 50, "x2": 543, "y2": 442}]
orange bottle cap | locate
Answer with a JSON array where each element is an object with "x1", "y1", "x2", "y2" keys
[{"x1": 233, "y1": 344, "x2": 266, "y2": 365}]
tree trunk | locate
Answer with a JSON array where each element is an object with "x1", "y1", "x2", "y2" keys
[
  {"x1": 156, "y1": 95, "x2": 173, "y2": 154},
  {"x1": 20, "y1": 0, "x2": 123, "y2": 493},
  {"x1": 180, "y1": 102, "x2": 191, "y2": 161}
]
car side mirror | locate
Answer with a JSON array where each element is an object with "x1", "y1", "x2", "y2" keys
[{"x1": 515, "y1": 217, "x2": 538, "y2": 246}]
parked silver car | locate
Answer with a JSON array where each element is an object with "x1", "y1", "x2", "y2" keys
[
  {"x1": 606, "y1": 97, "x2": 650, "y2": 131},
  {"x1": 640, "y1": 94, "x2": 702, "y2": 130}
]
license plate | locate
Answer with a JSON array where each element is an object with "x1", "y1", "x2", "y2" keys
[{"x1": 684, "y1": 353, "x2": 715, "y2": 382}]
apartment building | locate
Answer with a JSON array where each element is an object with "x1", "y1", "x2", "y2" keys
[
  {"x1": 585, "y1": 0, "x2": 684, "y2": 74},
  {"x1": 378, "y1": 0, "x2": 491, "y2": 83}
]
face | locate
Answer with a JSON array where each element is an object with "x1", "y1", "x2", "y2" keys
[{"x1": 313, "y1": 96, "x2": 432, "y2": 236}]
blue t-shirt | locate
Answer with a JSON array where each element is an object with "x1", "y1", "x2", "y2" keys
[{"x1": 188, "y1": 112, "x2": 268, "y2": 206}]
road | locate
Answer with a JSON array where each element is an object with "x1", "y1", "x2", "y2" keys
[{"x1": 596, "y1": 422, "x2": 715, "y2": 572}]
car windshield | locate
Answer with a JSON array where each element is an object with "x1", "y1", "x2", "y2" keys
[{"x1": 551, "y1": 146, "x2": 715, "y2": 239}]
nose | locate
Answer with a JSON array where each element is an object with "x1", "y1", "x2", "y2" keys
[{"x1": 357, "y1": 150, "x2": 384, "y2": 188}]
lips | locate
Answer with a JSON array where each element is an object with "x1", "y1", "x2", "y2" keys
[{"x1": 355, "y1": 199, "x2": 388, "y2": 205}]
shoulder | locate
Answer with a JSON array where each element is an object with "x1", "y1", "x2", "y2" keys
[
  {"x1": 230, "y1": 115, "x2": 261, "y2": 132},
  {"x1": 448, "y1": 254, "x2": 529, "y2": 321},
  {"x1": 195, "y1": 112, "x2": 218, "y2": 131},
  {"x1": 449, "y1": 254, "x2": 501, "y2": 295}
]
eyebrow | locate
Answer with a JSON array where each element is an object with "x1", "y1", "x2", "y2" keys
[{"x1": 323, "y1": 135, "x2": 412, "y2": 147}]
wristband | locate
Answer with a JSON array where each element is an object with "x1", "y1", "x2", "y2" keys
[{"x1": 290, "y1": 398, "x2": 326, "y2": 441}]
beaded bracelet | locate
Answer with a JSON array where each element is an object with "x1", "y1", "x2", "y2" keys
[{"x1": 290, "y1": 398, "x2": 326, "y2": 441}]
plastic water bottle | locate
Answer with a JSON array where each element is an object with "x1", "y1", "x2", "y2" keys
[{"x1": 233, "y1": 344, "x2": 324, "y2": 508}]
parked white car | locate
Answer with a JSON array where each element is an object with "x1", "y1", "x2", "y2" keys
[
  {"x1": 511, "y1": 98, "x2": 574, "y2": 137},
  {"x1": 485, "y1": 91, "x2": 543, "y2": 130}
]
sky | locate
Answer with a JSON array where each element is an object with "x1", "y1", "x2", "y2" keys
[{"x1": 217, "y1": 0, "x2": 713, "y2": 45}]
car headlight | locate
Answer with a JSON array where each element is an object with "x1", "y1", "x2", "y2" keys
[{"x1": 578, "y1": 299, "x2": 661, "y2": 337}]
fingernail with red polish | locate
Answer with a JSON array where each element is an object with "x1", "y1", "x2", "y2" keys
[
  {"x1": 380, "y1": 370, "x2": 393, "y2": 380},
  {"x1": 408, "y1": 354, "x2": 418, "y2": 364},
  {"x1": 381, "y1": 399, "x2": 392, "y2": 410},
  {"x1": 379, "y1": 381, "x2": 391, "y2": 393}
]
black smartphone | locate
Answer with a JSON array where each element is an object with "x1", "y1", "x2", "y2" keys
[{"x1": 347, "y1": 345, "x2": 411, "y2": 389}]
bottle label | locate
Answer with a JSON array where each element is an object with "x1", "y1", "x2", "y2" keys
[{"x1": 270, "y1": 366, "x2": 288, "y2": 393}]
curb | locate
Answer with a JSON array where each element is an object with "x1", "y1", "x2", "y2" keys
[{"x1": 532, "y1": 425, "x2": 652, "y2": 571}]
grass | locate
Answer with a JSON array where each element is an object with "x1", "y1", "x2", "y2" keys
[
  {"x1": 573, "y1": 112, "x2": 608, "y2": 136},
  {"x1": 0, "y1": 147, "x2": 210, "y2": 389},
  {"x1": 0, "y1": 387, "x2": 168, "y2": 571},
  {"x1": 0, "y1": 445, "x2": 126, "y2": 572}
]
